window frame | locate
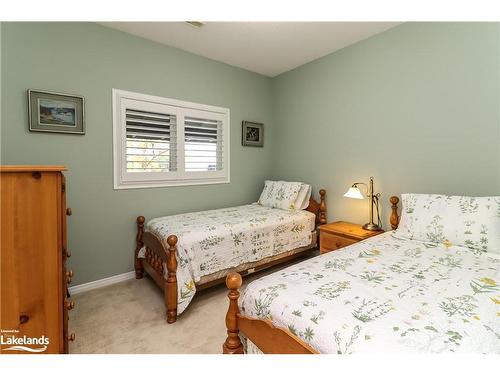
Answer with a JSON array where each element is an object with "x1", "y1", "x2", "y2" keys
[{"x1": 112, "y1": 89, "x2": 230, "y2": 190}]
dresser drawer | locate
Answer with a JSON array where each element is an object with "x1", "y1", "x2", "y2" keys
[{"x1": 320, "y1": 233, "x2": 357, "y2": 254}]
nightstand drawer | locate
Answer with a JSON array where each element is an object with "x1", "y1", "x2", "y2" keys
[{"x1": 320, "y1": 233, "x2": 357, "y2": 253}]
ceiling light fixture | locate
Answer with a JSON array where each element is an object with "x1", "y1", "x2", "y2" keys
[{"x1": 186, "y1": 21, "x2": 204, "y2": 28}]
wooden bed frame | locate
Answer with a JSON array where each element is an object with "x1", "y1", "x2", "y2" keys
[
  {"x1": 134, "y1": 189, "x2": 327, "y2": 324},
  {"x1": 222, "y1": 196, "x2": 400, "y2": 354}
]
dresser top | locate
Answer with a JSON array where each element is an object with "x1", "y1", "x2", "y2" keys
[{"x1": 0, "y1": 165, "x2": 67, "y2": 172}]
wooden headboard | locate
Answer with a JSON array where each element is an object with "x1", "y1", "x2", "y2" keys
[
  {"x1": 390, "y1": 196, "x2": 400, "y2": 230},
  {"x1": 306, "y1": 189, "x2": 327, "y2": 227}
]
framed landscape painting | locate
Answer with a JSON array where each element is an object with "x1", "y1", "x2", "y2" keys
[
  {"x1": 28, "y1": 89, "x2": 85, "y2": 134},
  {"x1": 242, "y1": 121, "x2": 264, "y2": 147}
]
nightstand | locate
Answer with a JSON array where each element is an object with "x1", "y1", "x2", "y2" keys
[{"x1": 319, "y1": 221, "x2": 384, "y2": 254}]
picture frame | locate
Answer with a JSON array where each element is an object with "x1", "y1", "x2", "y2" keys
[
  {"x1": 28, "y1": 89, "x2": 85, "y2": 134},
  {"x1": 242, "y1": 121, "x2": 264, "y2": 147}
]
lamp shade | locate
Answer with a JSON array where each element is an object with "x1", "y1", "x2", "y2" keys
[{"x1": 344, "y1": 186, "x2": 364, "y2": 199}]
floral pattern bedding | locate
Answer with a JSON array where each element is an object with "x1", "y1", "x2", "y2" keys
[
  {"x1": 258, "y1": 181, "x2": 304, "y2": 210},
  {"x1": 395, "y1": 194, "x2": 500, "y2": 254},
  {"x1": 139, "y1": 204, "x2": 315, "y2": 314},
  {"x1": 240, "y1": 232, "x2": 500, "y2": 354}
]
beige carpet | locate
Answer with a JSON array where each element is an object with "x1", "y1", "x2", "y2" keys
[{"x1": 69, "y1": 253, "x2": 316, "y2": 354}]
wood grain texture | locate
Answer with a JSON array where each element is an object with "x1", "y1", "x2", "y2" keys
[
  {"x1": 60, "y1": 174, "x2": 68, "y2": 354},
  {"x1": 320, "y1": 221, "x2": 383, "y2": 239},
  {"x1": 319, "y1": 221, "x2": 384, "y2": 254},
  {"x1": 390, "y1": 196, "x2": 400, "y2": 230},
  {"x1": 237, "y1": 316, "x2": 318, "y2": 354},
  {"x1": 319, "y1": 221, "x2": 385, "y2": 255},
  {"x1": 222, "y1": 273, "x2": 244, "y2": 354},
  {"x1": 222, "y1": 272, "x2": 317, "y2": 354},
  {"x1": 166, "y1": 235, "x2": 178, "y2": 324},
  {"x1": 320, "y1": 233, "x2": 357, "y2": 253},
  {"x1": 305, "y1": 189, "x2": 327, "y2": 225},
  {"x1": 1, "y1": 169, "x2": 71, "y2": 354}
]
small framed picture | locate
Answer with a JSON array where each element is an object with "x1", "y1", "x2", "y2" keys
[
  {"x1": 242, "y1": 121, "x2": 264, "y2": 147},
  {"x1": 28, "y1": 89, "x2": 85, "y2": 134}
]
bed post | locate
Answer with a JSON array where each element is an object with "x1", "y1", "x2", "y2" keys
[
  {"x1": 223, "y1": 273, "x2": 244, "y2": 354},
  {"x1": 390, "y1": 196, "x2": 400, "y2": 230},
  {"x1": 166, "y1": 235, "x2": 178, "y2": 324},
  {"x1": 319, "y1": 189, "x2": 327, "y2": 225},
  {"x1": 135, "y1": 216, "x2": 145, "y2": 279}
]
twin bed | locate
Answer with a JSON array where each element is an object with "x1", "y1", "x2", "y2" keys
[{"x1": 134, "y1": 182, "x2": 326, "y2": 323}]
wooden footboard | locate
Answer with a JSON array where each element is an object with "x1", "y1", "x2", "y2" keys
[
  {"x1": 222, "y1": 273, "x2": 317, "y2": 354},
  {"x1": 135, "y1": 216, "x2": 179, "y2": 323},
  {"x1": 223, "y1": 196, "x2": 400, "y2": 354}
]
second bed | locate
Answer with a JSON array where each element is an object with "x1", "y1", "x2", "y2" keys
[{"x1": 134, "y1": 184, "x2": 326, "y2": 322}]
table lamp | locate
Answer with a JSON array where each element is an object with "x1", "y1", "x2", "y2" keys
[{"x1": 344, "y1": 176, "x2": 382, "y2": 231}]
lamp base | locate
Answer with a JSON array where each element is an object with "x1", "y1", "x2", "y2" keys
[{"x1": 362, "y1": 223, "x2": 382, "y2": 231}]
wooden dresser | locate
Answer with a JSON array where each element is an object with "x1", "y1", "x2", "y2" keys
[
  {"x1": 1, "y1": 166, "x2": 75, "y2": 354},
  {"x1": 319, "y1": 221, "x2": 384, "y2": 254}
]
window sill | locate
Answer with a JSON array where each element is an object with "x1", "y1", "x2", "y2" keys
[{"x1": 113, "y1": 177, "x2": 230, "y2": 190}]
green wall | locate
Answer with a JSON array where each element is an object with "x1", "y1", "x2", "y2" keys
[
  {"x1": 0, "y1": 22, "x2": 274, "y2": 285},
  {"x1": 271, "y1": 22, "x2": 500, "y2": 227},
  {"x1": 2, "y1": 22, "x2": 499, "y2": 286}
]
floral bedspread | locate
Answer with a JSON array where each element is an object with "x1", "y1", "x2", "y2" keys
[
  {"x1": 140, "y1": 204, "x2": 315, "y2": 314},
  {"x1": 240, "y1": 232, "x2": 500, "y2": 354}
]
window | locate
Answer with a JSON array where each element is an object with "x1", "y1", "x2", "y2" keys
[{"x1": 113, "y1": 89, "x2": 230, "y2": 189}]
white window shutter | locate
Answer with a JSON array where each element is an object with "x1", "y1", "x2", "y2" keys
[
  {"x1": 113, "y1": 89, "x2": 230, "y2": 189},
  {"x1": 184, "y1": 116, "x2": 223, "y2": 172},
  {"x1": 125, "y1": 109, "x2": 177, "y2": 172}
]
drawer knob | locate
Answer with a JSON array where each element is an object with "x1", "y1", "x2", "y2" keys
[
  {"x1": 67, "y1": 333, "x2": 76, "y2": 342},
  {"x1": 19, "y1": 314, "x2": 30, "y2": 324},
  {"x1": 65, "y1": 300, "x2": 75, "y2": 310},
  {"x1": 66, "y1": 208, "x2": 72, "y2": 216}
]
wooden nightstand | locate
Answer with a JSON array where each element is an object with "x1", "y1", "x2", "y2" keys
[{"x1": 319, "y1": 221, "x2": 384, "y2": 254}]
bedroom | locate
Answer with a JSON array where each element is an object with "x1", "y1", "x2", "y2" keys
[{"x1": 1, "y1": 0, "x2": 499, "y2": 372}]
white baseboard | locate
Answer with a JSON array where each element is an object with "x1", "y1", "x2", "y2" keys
[{"x1": 68, "y1": 271, "x2": 136, "y2": 295}]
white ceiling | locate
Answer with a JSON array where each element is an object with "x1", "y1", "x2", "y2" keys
[{"x1": 100, "y1": 22, "x2": 401, "y2": 77}]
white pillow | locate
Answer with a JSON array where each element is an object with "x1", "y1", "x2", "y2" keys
[
  {"x1": 294, "y1": 183, "x2": 312, "y2": 210},
  {"x1": 393, "y1": 193, "x2": 500, "y2": 255},
  {"x1": 258, "y1": 180, "x2": 304, "y2": 210}
]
